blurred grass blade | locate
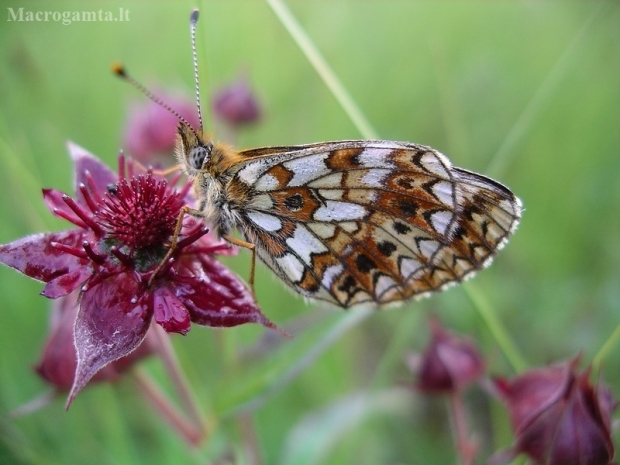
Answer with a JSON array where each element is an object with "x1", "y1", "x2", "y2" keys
[
  {"x1": 279, "y1": 388, "x2": 410, "y2": 465},
  {"x1": 264, "y1": 0, "x2": 378, "y2": 140},
  {"x1": 231, "y1": 306, "x2": 373, "y2": 415},
  {"x1": 593, "y1": 322, "x2": 620, "y2": 374},
  {"x1": 485, "y1": 1, "x2": 608, "y2": 178},
  {"x1": 464, "y1": 286, "x2": 527, "y2": 373}
]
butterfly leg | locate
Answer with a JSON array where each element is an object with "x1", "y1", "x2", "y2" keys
[
  {"x1": 152, "y1": 164, "x2": 183, "y2": 177},
  {"x1": 223, "y1": 235, "x2": 257, "y2": 297},
  {"x1": 148, "y1": 205, "x2": 202, "y2": 286}
]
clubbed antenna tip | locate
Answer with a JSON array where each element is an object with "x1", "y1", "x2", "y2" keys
[
  {"x1": 111, "y1": 62, "x2": 126, "y2": 78},
  {"x1": 191, "y1": 9, "x2": 199, "y2": 24}
]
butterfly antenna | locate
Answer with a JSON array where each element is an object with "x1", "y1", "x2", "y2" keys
[
  {"x1": 190, "y1": 9, "x2": 204, "y2": 133},
  {"x1": 112, "y1": 63, "x2": 197, "y2": 133}
]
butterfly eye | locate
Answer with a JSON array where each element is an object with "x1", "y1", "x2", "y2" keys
[{"x1": 189, "y1": 144, "x2": 211, "y2": 170}]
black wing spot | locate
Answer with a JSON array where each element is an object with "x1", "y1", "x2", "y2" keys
[
  {"x1": 338, "y1": 275, "x2": 357, "y2": 297},
  {"x1": 377, "y1": 241, "x2": 397, "y2": 257},
  {"x1": 355, "y1": 254, "x2": 377, "y2": 273},
  {"x1": 393, "y1": 221, "x2": 411, "y2": 235},
  {"x1": 398, "y1": 200, "x2": 418, "y2": 217},
  {"x1": 283, "y1": 193, "x2": 304, "y2": 212},
  {"x1": 397, "y1": 176, "x2": 416, "y2": 190}
]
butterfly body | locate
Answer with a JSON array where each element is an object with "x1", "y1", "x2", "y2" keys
[{"x1": 176, "y1": 122, "x2": 522, "y2": 308}]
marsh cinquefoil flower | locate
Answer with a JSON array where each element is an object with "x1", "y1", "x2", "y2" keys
[{"x1": 0, "y1": 143, "x2": 276, "y2": 406}]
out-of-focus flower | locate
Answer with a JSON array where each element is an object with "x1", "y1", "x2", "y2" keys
[
  {"x1": 411, "y1": 318, "x2": 485, "y2": 393},
  {"x1": 0, "y1": 143, "x2": 277, "y2": 407},
  {"x1": 123, "y1": 85, "x2": 200, "y2": 163},
  {"x1": 212, "y1": 75, "x2": 261, "y2": 127},
  {"x1": 490, "y1": 356, "x2": 616, "y2": 465}
]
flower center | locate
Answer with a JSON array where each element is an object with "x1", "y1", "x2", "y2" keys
[{"x1": 95, "y1": 174, "x2": 185, "y2": 254}]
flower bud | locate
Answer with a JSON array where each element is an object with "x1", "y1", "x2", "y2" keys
[
  {"x1": 212, "y1": 75, "x2": 261, "y2": 127},
  {"x1": 491, "y1": 357, "x2": 615, "y2": 465},
  {"x1": 415, "y1": 318, "x2": 484, "y2": 393}
]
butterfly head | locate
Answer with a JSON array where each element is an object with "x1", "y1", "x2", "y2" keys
[{"x1": 176, "y1": 122, "x2": 213, "y2": 176}]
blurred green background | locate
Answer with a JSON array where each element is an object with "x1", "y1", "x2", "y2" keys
[{"x1": 1, "y1": 1, "x2": 619, "y2": 464}]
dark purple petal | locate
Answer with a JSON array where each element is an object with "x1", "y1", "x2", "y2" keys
[
  {"x1": 67, "y1": 142, "x2": 118, "y2": 202},
  {"x1": 495, "y1": 360, "x2": 574, "y2": 433},
  {"x1": 68, "y1": 272, "x2": 151, "y2": 407},
  {"x1": 41, "y1": 266, "x2": 93, "y2": 298},
  {"x1": 36, "y1": 291, "x2": 153, "y2": 392},
  {"x1": 153, "y1": 286, "x2": 191, "y2": 335},
  {"x1": 174, "y1": 253, "x2": 276, "y2": 329},
  {"x1": 0, "y1": 230, "x2": 88, "y2": 283},
  {"x1": 549, "y1": 380, "x2": 613, "y2": 465},
  {"x1": 35, "y1": 293, "x2": 81, "y2": 391}
]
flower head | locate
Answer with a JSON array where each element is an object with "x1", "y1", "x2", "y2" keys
[
  {"x1": 411, "y1": 318, "x2": 484, "y2": 394},
  {"x1": 0, "y1": 143, "x2": 276, "y2": 407},
  {"x1": 490, "y1": 356, "x2": 616, "y2": 465}
]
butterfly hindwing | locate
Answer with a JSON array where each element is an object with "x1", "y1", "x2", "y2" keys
[{"x1": 223, "y1": 140, "x2": 521, "y2": 307}]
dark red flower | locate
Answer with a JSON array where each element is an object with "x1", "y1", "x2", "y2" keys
[
  {"x1": 123, "y1": 85, "x2": 200, "y2": 163},
  {"x1": 490, "y1": 357, "x2": 616, "y2": 465},
  {"x1": 414, "y1": 318, "x2": 484, "y2": 393},
  {"x1": 212, "y1": 75, "x2": 261, "y2": 127},
  {"x1": 0, "y1": 143, "x2": 276, "y2": 407}
]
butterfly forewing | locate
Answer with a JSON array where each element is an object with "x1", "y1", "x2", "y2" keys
[{"x1": 224, "y1": 140, "x2": 521, "y2": 307}]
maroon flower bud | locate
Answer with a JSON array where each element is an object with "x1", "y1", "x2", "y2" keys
[
  {"x1": 490, "y1": 357, "x2": 615, "y2": 465},
  {"x1": 212, "y1": 75, "x2": 261, "y2": 127},
  {"x1": 414, "y1": 318, "x2": 484, "y2": 393},
  {"x1": 122, "y1": 85, "x2": 200, "y2": 163}
]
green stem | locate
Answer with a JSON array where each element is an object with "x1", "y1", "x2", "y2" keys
[
  {"x1": 464, "y1": 286, "x2": 527, "y2": 373},
  {"x1": 264, "y1": 0, "x2": 378, "y2": 140},
  {"x1": 592, "y1": 322, "x2": 620, "y2": 374},
  {"x1": 132, "y1": 368, "x2": 204, "y2": 447},
  {"x1": 149, "y1": 325, "x2": 207, "y2": 435}
]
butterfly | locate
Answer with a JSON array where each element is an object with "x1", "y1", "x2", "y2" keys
[{"x1": 116, "y1": 9, "x2": 522, "y2": 308}]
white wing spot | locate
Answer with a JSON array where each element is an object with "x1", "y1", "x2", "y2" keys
[
  {"x1": 400, "y1": 257, "x2": 422, "y2": 278},
  {"x1": 308, "y1": 172, "x2": 343, "y2": 189},
  {"x1": 286, "y1": 225, "x2": 328, "y2": 265},
  {"x1": 432, "y1": 181, "x2": 455, "y2": 206},
  {"x1": 375, "y1": 275, "x2": 397, "y2": 296},
  {"x1": 318, "y1": 189, "x2": 344, "y2": 201},
  {"x1": 254, "y1": 173, "x2": 280, "y2": 192},
  {"x1": 247, "y1": 211, "x2": 282, "y2": 232},
  {"x1": 308, "y1": 222, "x2": 337, "y2": 239},
  {"x1": 360, "y1": 169, "x2": 389, "y2": 188},
  {"x1": 276, "y1": 253, "x2": 305, "y2": 283},
  {"x1": 429, "y1": 210, "x2": 453, "y2": 236},
  {"x1": 314, "y1": 201, "x2": 367, "y2": 222},
  {"x1": 237, "y1": 158, "x2": 272, "y2": 185},
  {"x1": 248, "y1": 193, "x2": 274, "y2": 210},
  {"x1": 419, "y1": 239, "x2": 441, "y2": 259},
  {"x1": 358, "y1": 148, "x2": 396, "y2": 169},
  {"x1": 322, "y1": 264, "x2": 344, "y2": 289},
  {"x1": 420, "y1": 152, "x2": 451, "y2": 178},
  {"x1": 284, "y1": 153, "x2": 331, "y2": 187}
]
